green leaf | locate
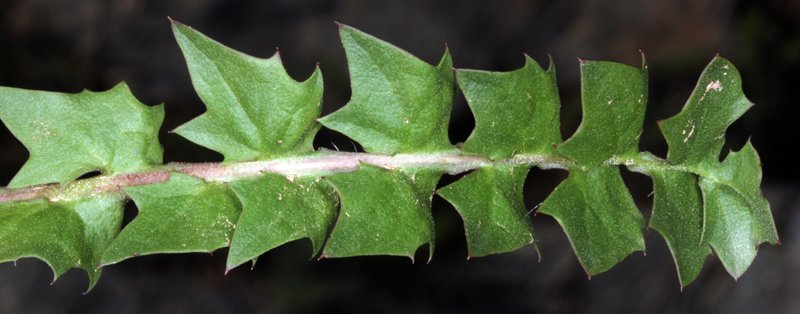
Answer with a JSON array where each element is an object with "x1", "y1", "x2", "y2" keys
[
  {"x1": 0, "y1": 23, "x2": 778, "y2": 289},
  {"x1": 437, "y1": 165, "x2": 536, "y2": 258},
  {"x1": 699, "y1": 142, "x2": 778, "y2": 278},
  {"x1": 538, "y1": 167, "x2": 645, "y2": 275},
  {"x1": 318, "y1": 24, "x2": 455, "y2": 154},
  {"x1": 226, "y1": 174, "x2": 337, "y2": 271},
  {"x1": 322, "y1": 165, "x2": 439, "y2": 259},
  {"x1": 659, "y1": 56, "x2": 752, "y2": 166},
  {"x1": 558, "y1": 59, "x2": 647, "y2": 165},
  {"x1": 0, "y1": 195, "x2": 123, "y2": 291},
  {"x1": 643, "y1": 163, "x2": 710, "y2": 287},
  {"x1": 456, "y1": 56, "x2": 561, "y2": 159},
  {"x1": 0, "y1": 83, "x2": 163, "y2": 188},
  {"x1": 172, "y1": 21, "x2": 324, "y2": 161},
  {"x1": 101, "y1": 174, "x2": 241, "y2": 265}
]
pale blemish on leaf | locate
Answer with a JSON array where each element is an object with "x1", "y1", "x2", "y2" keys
[
  {"x1": 699, "y1": 80, "x2": 723, "y2": 102},
  {"x1": 706, "y1": 80, "x2": 723, "y2": 92},
  {"x1": 683, "y1": 124, "x2": 696, "y2": 143}
]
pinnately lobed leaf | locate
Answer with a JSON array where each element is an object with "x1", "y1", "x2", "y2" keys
[{"x1": 0, "y1": 21, "x2": 778, "y2": 290}]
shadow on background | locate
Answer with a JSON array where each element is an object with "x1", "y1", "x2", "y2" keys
[{"x1": 0, "y1": 0, "x2": 798, "y2": 313}]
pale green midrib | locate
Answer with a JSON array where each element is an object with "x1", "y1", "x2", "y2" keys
[
  {"x1": 0, "y1": 150, "x2": 714, "y2": 204},
  {"x1": 609, "y1": 155, "x2": 760, "y2": 211}
]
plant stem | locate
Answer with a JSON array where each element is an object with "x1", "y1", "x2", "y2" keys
[{"x1": 0, "y1": 150, "x2": 692, "y2": 203}]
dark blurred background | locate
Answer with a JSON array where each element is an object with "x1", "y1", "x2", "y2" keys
[{"x1": 1, "y1": 0, "x2": 798, "y2": 313}]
